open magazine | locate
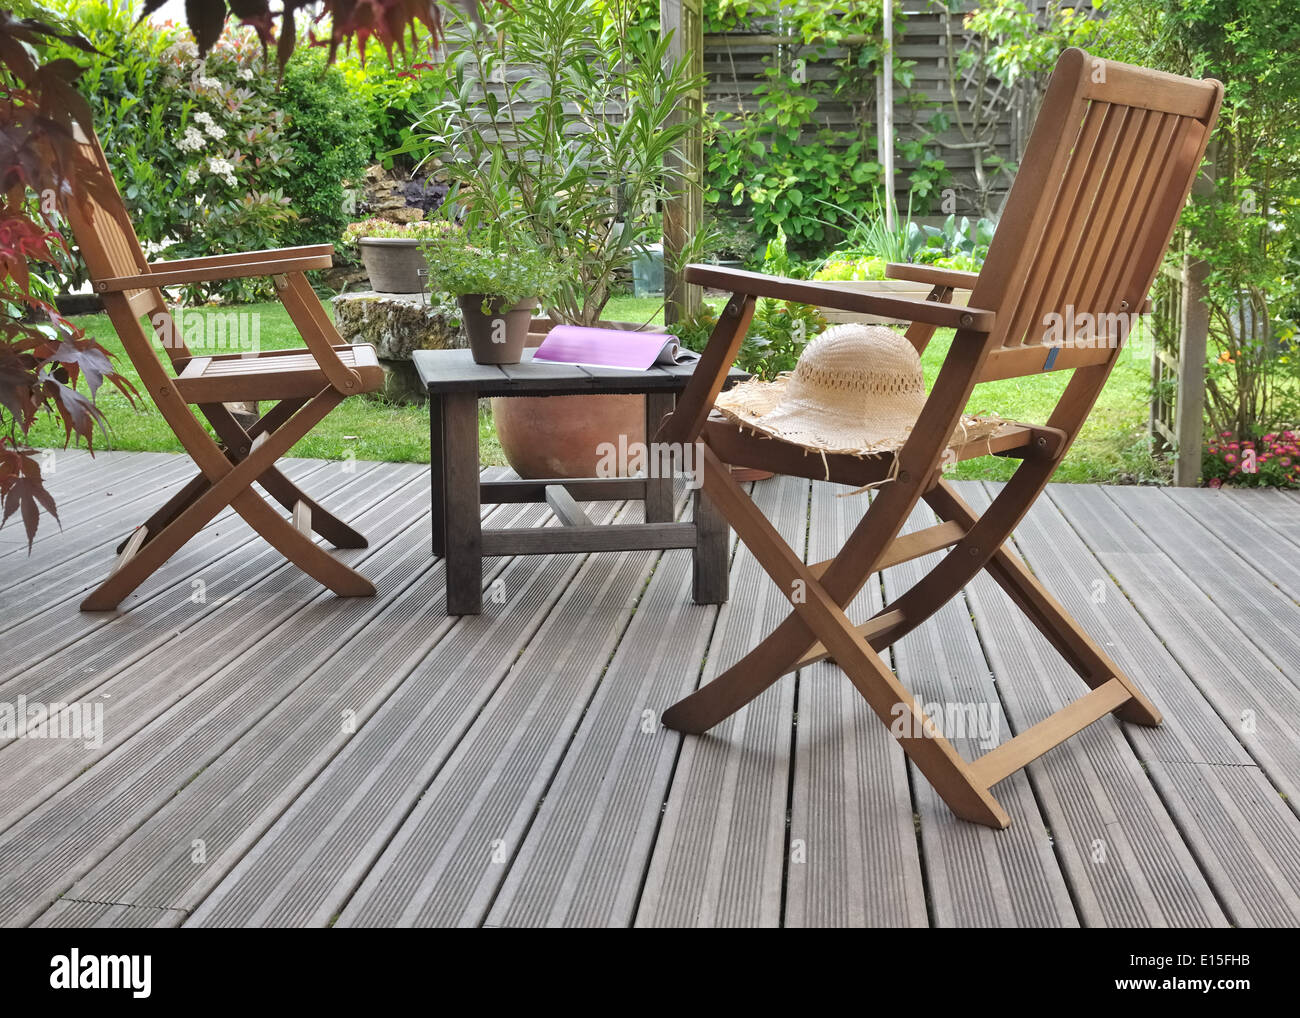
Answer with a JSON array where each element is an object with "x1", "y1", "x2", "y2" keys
[{"x1": 532, "y1": 324, "x2": 700, "y2": 371}]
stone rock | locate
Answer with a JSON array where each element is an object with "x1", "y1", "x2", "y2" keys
[
  {"x1": 385, "y1": 206, "x2": 424, "y2": 224},
  {"x1": 331, "y1": 290, "x2": 464, "y2": 361},
  {"x1": 366, "y1": 359, "x2": 428, "y2": 405}
]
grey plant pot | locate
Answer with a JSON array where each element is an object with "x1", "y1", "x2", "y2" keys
[{"x1": 357, "y1": 237, "x2": 431, "y2": 294}]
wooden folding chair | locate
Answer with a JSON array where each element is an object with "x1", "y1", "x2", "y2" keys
[
  {"x1": 64, "y1": 126, "x2": 385, "y2": 612},
  {"x1": 656, "y1": 49, "x2": 1222, "y2": 828}
]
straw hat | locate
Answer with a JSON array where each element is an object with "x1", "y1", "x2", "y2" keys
[{"x1": 714, "y1": 323, "x2": 1005, "y2": 460}]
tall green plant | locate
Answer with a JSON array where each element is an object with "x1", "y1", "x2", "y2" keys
[
  {"x1": 1100, "y1": 0, "x2": 1300, "y2": 438},
  {"x1": 704, "y1": 0, "x2": 949, "y2": 254},
  {"x1": 416, "y1": 0, "x2": 708, "y2": 325}
]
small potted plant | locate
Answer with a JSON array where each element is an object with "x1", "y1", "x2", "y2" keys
[
  {"x1": 421, "y1": 229, "x2": 560, "y2": 364},
  {"x1": 343, "y1": 218, "x2": 460, "y2": 294}
]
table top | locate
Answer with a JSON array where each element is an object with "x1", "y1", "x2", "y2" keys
[{"x1": 414, "y1": 348, "x2": 748, "y2": 398}]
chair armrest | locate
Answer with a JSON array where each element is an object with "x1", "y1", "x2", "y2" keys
[
  {"x1": 146, "y1": 245, "x2": 335, "y2": 274},
  {"x1": 95, "y1": 249, "x2": 334, "y2": 292},
  {"x1": 683, "y1": 264, "x2": 994, "y2": 331},
  {"x1": 270, "y1": 271, "x2": 362, "y2": 395},
  {"x1": 885, "y1": 263, "x2": 980, "y2": 290}
]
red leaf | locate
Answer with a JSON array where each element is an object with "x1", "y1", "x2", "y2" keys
[{"x1": 0, "y1": 451, "x2": 58, "y2": 551}]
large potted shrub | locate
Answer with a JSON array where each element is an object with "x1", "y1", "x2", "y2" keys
[
  {"x1": 414, "y1": 0, "x2": 708, "y2": 477},
  {"x1": 343, "y1": 218, "x2": 460, "y2": 294}
]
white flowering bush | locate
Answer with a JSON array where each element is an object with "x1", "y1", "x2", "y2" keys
[{"x1": 47, "y1": 1, "x2": 368, "y2": 302}]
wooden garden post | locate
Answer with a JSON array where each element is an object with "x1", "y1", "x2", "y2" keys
[
  {"x1": 879, "y1": 0, "x2": 896, "y2": 230},
  {"x1": 661, "y1": 0, "x2": 704, "y2": 326},
  {"x1": 1173, "y1": 145, "x2": 1215, "y2": 486},
  {"x1": 1174, "y1": 255, "x2": 1209, "y2": 485}
]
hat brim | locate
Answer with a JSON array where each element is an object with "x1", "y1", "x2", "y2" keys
[{"x1": 714, "y1": 374, "x2": 1007, "y2": 458}]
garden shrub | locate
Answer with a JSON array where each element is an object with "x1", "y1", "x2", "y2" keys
[
  {"x1": 1102, "y1": 0, "x2": 1300, "y2": 447},
  {"x1": 45, "y1": 1, "x2": 375, "y2": 300},
  {"x1": 277, "y1": 53, "x2": 371, "y2": 248},
  {"x1": 334, "y1": 52, "x2": 449, "y2": 170},
  {"x1": 1203, "y1": 430, "x2": 1300, "y2": 488},
  {"x1": 420, "y1": 0, "x2": 707, "y2": 326}
]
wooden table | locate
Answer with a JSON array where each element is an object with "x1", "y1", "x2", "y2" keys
[{"x1": 414, "y1": 349, "x2": 747, "y2": 615}]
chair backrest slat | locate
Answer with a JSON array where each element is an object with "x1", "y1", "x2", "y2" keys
[
  {"x1": 970, "y1": 48, "x2": 1221, "y2": 373},
  {"x1": 64, "y1": 129, "x2": 190, "y2": 369}
]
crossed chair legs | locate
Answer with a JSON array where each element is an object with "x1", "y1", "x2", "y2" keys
[
  {"x1": 82, "y1": 392, "x2": 374, "y2": 612},
  {"x1": 662, "y1": 440, "x2": 1162, "y2": 829}
]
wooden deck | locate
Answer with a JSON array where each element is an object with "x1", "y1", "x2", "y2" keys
[{"x1": 3, "y1": 449, "x2": 1300, "y2": 927}]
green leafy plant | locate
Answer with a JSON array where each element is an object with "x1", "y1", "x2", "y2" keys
[
  {"x1": 0, "y1": 6, "x2": 138, "y2": 546},
  {"x1": 703, "y1": 0, "x2": 949, "y2": 254},
  {"x1": 43, "y1": 1, "x2": 385, "y2": 299},
  {"x1": 342, "y1": 218, "x2": 459, "y2": 244},
  {"x1": 666, "y1": 298, "x2": 826, "y2": 381},
  {"x1": 937, "y1": 0, "x2": 1098, "y2": 216},
  {"x1": 420, "y1": 228, "x2": 560, "y2": 309},
  {"x1": 416, "y1": 0, "x2": 706, "y2": 326},
  {"x1": 1102, "y1": 0, "x2": 1300, "y2": 442},
  {"x1": 277, "y1": 52, "x2": 371, "y2": 247},
  {"x1": 740, "y1": 299, "x2": 828, "y2": 379},
  {"x1": 911, "y1": 213, "x2": 995, "y2": 268},
  {"x1": 811, "y1": 201, "x2": 995, "y2": 280}
]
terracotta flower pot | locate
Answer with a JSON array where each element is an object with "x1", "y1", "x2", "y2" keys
[
  {"x1": 459, "y1": 295, "x2": 539, "y2": 365},
  {"x1": 491, "y1": 318, "x2": 645, "y2": 479}
]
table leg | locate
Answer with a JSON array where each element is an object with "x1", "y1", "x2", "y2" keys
[
  {"x1": 430, "y1": 392, "x2": 446, "y2": 558},
  {"x1": 443, "y1": 392, "x2": 482, "y2": 615},
  {"x1": 692, "y1": 482, "x2": 729, "y2": 604},
  {"x1": 644, "y1": 392, "x2": 676, "y2": 523}
]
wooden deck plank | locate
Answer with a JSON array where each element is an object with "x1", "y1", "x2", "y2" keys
[
  {"x1": 334, "y1": 503, "x2": 659, "y2": 927},
  {"x1": 0, "y1": 459, "x2": 358, "y2": 675},
  {"x1": 186, "y1": 505, "x2": 631, "y2": 928},
  {"x1": 634, "y1": 476, "x2": 810, "y2": 927},
  {"x1": 960, "y1": 483, "x2": 1228, "y2": 928},
  {"x1": 1048, "y1": 484, "x2": 1300, "y2": 802},
  {"x1": 1039, "y1": 483, "x2": 1300, "y2": 926},
  {"x1": 881, "y1": 496, "x2": 1078, "y2": 928},
  {"x1": 31, "y1": 900, "x2": 186, "y2": 929},
  {"x1": 40, "y1": 499, "x2": 556, "y2": 923},
  {"x1": 0, "y1": 449, "x2": 171, "y2": 526},
  {"x1": 0, "y1": 453, "x2": 199, "y2": 562},
  {"x1": 0, "y1": 464, "x2": 418, "y2": 832},
  {"x1": 6, "y1": 451, "x2": 1300, "y2": 928},
  {"x1": 484, "y1": 497, "x2": 728, "y2": 927},
  {"x1": 783, "y1": 482, "x2": 927, "y2": 927},
  {"x1": 1167, "y1": 488, "x2": 1300, "y2": 600},
  {"x1": 1106, "y1": 486, "x2": 1300, "y2": 688},
  {"x1": 0, "y1": 467, "x2": 439, "y2": 926}
]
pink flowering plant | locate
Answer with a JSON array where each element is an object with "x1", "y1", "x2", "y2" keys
[{"x1": 1203, "y1": 429, "x2": 1300, "y2": 488}]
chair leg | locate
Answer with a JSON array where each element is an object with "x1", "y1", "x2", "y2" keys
[
  {"x1": 663, "y1": 446, "x2": 929, "y2": 734},
  {"x1": 227, "y1": 487, "x2": 375, "y2": 597},
  {"x1": 925, "y1": 480, "x2": 1161, "y2": 726},
  {"x1": 248, "y1": 465, "x2": 369, "y2": 549},
  {"x1": 201, "y1": 401, "x2": 368, "y2": 549},
  {"x1": 115, "y1": 471, "x2": 212, "y2": 554},
  {"x1": 83, "y1": 390, "x2": 373, "y2": 611},
  {"x1": 686, "y1": 445, "x2": 1010, "y2": 827}
]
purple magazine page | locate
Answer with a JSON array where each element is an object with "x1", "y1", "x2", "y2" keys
[{"x1": 532, "y1": 325, "x2": 693, "y2": 370}]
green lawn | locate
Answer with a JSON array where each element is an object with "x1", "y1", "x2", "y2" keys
[{"x1": 29, "y1": 296, "x2": 1162, "y2": 483}]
